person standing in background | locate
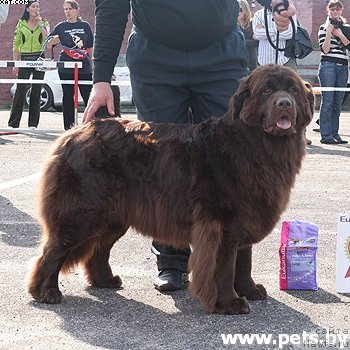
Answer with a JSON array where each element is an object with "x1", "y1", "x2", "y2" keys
[
  {"x1": 252, "y1": 4, "x2": 297, "y2": 69},
  {"x1": 318, "y1": 0, "x2": 349, "y2": 144},
  {"x1": 46, "y1": 0, "x2": 93, "y2": 130},
  {"x1": 83, "y1": 0, "x2": 297, "y2": 292},
  {"x1": 7, "y1": 0, "x2": 49, "y2": 129},
  {"x1": 238, "y1": 0, "x2": 258, "y2": 72},
  {"x1": 0, "y1": 4, "x2": 9, "y2": 28}
]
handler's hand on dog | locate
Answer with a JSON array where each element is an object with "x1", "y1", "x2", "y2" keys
[
  {"x1": 272, "y1": 0, "x2": 296, "y2": 32},
  {"x1": 83, "y1": 82, "x2": 115, "y2": 123}
]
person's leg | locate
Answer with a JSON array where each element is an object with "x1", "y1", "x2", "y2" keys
[
  {"x1": 318, "y1": 61, "x2": 337, "y2": 143},
  {"x1": 332, "y1": 65, "x2": 348, "y2": 143},
  {"x1": 28, "y1": 68, "x2": 45, "y2": 127},
  {"x1": 8, "y1": 67, "x2": 32, "y2": 128},
  {"x1": 188, "y1": 26, "x2": 248, "y2": 123},
  {"x1": 151, "y1": 243, "x2": 191, "y2": 291},
  {"x1": 127, "y1": 31, "x2": 194, "y2": 123},
  {"x1": 78, "y1": 72, "x2": 92, "y2": 106},
  {"x1": 58, "y1": 71, "x2": 75, "y2": 130},
  {"x1": 341, "y1": 84, "x2": 350, "y2": 107},
  {"x1": 127, "y1": 31, "x2": 195, "y2": 291}
]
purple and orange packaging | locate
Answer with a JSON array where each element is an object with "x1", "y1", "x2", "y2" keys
[{"x1": 279, "y1": 220, "x2": 319, "y2": 290}]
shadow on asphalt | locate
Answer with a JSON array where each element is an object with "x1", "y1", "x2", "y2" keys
[
  {"x1": 27, "y1": 287, "x2": 334, "y2": 349},
  {"x1": 0, "y1": 136, "x2": 16, "y2": 145},
  {"x1": 0, "y1": 195, "x2": 40, "y2": 248},
  {"x1": 284, "y1": 288, "x2": 346, "y2": 304},
  {"x1": 306, "y1": 144, "x2": 350, "y2": 157}
]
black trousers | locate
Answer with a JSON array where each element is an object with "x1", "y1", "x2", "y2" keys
[
  {"x1": 58, "y1": 71, "x2": 92, "y2": 130},
  {"x1": 8, "y1": 67, "x2": 45, "y2": 128},
  {"x1": 151, "y1": 242, "x2": 191, "y2": 273}
]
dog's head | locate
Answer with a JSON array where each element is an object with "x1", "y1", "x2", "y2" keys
[{"x1": 229, "y1": 64, "x2": 314, "y2": 136}]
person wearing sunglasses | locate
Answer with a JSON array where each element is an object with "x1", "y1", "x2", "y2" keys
[
  {"x1": 7, "y1": 0, "x2": 49, "y2": 129},
  {"x1": 317, "y1": 0, "x2": 350, "y2": 145},
  {"x1": 46, "y1": 0, "x2": 93, "y2": 130}
]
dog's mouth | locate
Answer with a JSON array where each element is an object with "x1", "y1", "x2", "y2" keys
[{"x1": 263, "y1": 114, "x2": 296, "y2": 135}]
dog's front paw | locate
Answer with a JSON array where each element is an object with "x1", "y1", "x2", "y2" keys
[
  {"x1": 214, "y1": 296, "x2": 251, "y2": 315},
  {"x1": 31, "y1": 287, "x2": 63, "y2": 304},
  {"x1": 237, "y1": 283, "x2": 267, "y2": 300},
  {"x1": 91, "y1": 275, "x2": 122, "y2": 289}
]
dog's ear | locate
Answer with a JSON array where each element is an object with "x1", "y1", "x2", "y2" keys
[
  {"x1": 230, "y1": 75, "x2": 260, "y2": 127},
  {"x1": 231, "y1": 75, "x2": 251, "y2": 120},
  {"x1": 299, "y1": 80, "x2": 315, "y2": 129},
  {"x1": 304, "y1": 81, "x2": 315, "y2": 117}
]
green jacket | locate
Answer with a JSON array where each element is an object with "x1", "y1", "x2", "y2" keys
[{"x1": 13, "y1": 18, "x2": 49, "y2": 54}]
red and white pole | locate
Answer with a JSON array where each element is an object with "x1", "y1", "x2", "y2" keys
[{"x1": 74, "y1": 62, "x2": 79, "y2": 125}]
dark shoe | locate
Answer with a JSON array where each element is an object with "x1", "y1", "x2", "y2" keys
[
  {"x1": 320, "y1": 138, "x2": 338, "y2": 144},
  {"x1": 154, "y1": 269, "x2": 188, "y2": 291},
  {"x1": 335, "y1": 138, "x2": 348, "y2": 144},
  {"x1": 312, "y1": 128, "x2": 320, "y2": 132}
]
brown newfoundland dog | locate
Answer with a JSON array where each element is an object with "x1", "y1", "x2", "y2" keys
[{"x1": 28, "y1": 65, "x2": 314, "y2": 314}]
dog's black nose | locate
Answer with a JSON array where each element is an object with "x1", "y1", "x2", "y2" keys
[{"x1": 276, "y1": 98, "x2": 292, "y2": 109}]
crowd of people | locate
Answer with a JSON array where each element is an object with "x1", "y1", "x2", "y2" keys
[
  {"x1": 2, "y1": 0, "x2": 350, "y2": 145},
  {"x1": 4, "y1": 0, "x2": 93, "y2": 130}
]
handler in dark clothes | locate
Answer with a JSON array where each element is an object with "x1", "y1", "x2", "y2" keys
[{"x1": 83, "y1": 0, "x2": 296, "y2": 292}]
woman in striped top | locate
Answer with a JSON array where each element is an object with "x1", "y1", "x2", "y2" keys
[{"x1": 318, "y1": 0, "x2": 350, "y2": 144}]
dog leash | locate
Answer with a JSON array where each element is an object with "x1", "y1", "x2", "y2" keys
[{"x1": 262, "y1": 0, "x2": 296, "y2": 64}]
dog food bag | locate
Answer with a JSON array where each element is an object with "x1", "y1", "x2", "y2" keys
[{"x1": 279, "y1": 220, "x2": 319, "y2": 290}]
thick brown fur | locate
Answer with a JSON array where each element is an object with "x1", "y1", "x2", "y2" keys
[{"x1": 28, "y1": 65, "x2": 314, "y2": 314}]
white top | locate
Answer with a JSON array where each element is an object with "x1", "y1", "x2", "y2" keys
[
  {"x1": 0, "y1": 4, "x2": 9, "y2": 25},
  {"x1": 253, "y1": 8, "x2": 297, "y2": 65}
]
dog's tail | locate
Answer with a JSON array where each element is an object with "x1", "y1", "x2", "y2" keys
[{"x1": 188, "y1": 218, "x2": 222, "y2": 313}]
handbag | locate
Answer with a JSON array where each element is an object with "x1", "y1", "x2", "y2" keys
[{"x1": 284, "y1": 23, "x2": 313, "y2": 60}]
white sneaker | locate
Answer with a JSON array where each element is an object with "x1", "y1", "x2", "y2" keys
[{"x1": 29, "y1": 126, "x2": 37, "y2": 130}]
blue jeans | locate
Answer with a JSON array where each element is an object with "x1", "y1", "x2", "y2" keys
[{"x1": 318, "y1": 61, "x2": 348, "y2": 141}]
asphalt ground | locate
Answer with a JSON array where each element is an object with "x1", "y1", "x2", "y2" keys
[{"x1": 0, "y1": 109, "x2": 349, "y2": 350}]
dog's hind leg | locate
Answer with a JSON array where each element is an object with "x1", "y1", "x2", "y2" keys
[
  {"x1": 234, "y1": 245, "x2": 267, "y2": 300},
  {"x1": 28, "y1": 233, "x2": 70, "y2": 304},
  {"x1": 83, "y1": 227, "x2": 127, "y2": 289}
]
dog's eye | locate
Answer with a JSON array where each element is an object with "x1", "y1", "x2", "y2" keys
[
  {"x1": 262, "y1": 88, "x2": 273, "y2": 95},
  {"x1": 289, "y1": 87, "x2": 298, "y2": 94}
]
